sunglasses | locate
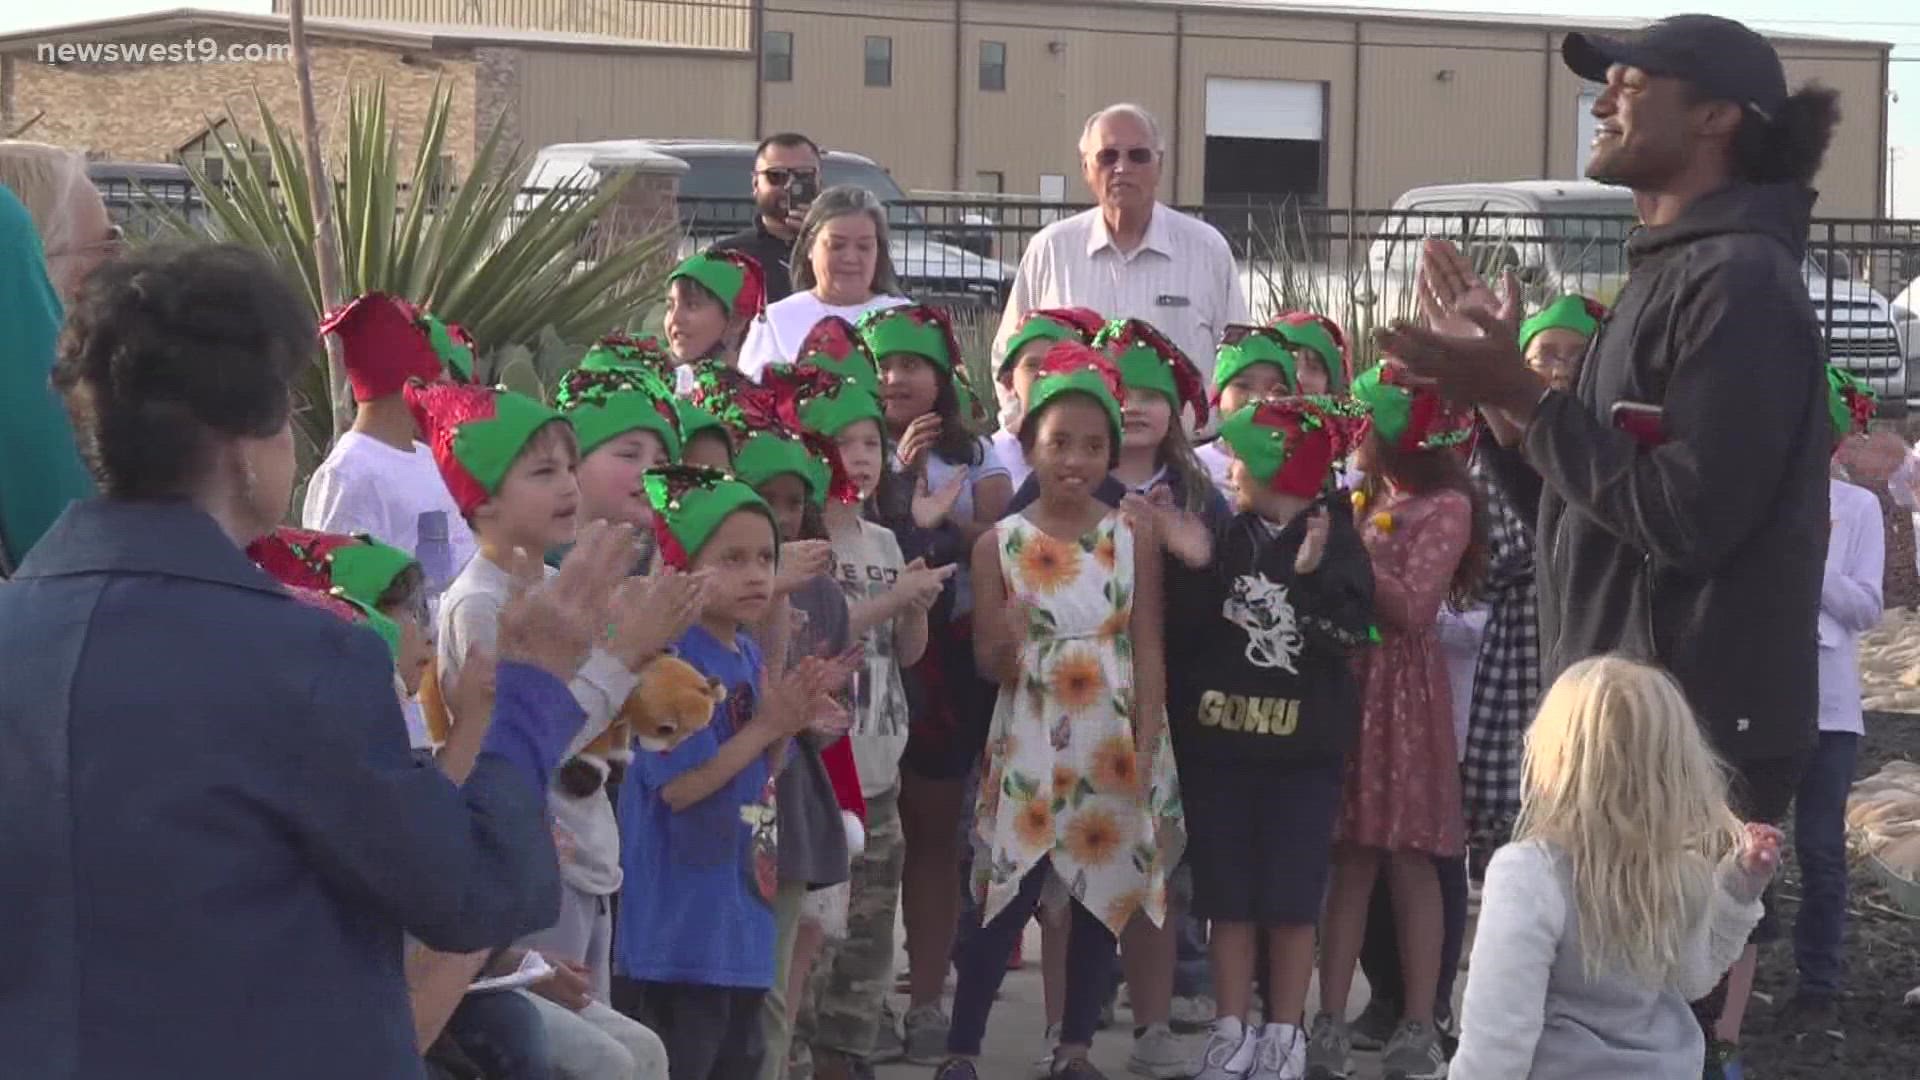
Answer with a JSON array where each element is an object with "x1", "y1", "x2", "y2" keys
[
  {"x1": 1092, "y1": 147, "x2": 1157, "y2": 167},
  {"x1": 757, "y1": 167, "x2": 818, "y2": 187}
]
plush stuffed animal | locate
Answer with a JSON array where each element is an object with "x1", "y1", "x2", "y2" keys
[{"x1": 557, "y1": 654, "x2": 726, "y2": 798}]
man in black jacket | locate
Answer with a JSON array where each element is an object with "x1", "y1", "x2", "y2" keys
[
  {"x1": 1379, "y1": 15, "x2": 1842, "y2": 1072},
  {"x1": 711, "y1": 132, "x2": 820, "y2": 304}
]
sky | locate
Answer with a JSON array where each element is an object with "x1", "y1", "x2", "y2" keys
[{"x1": 3, "y1": 0, "x2": 1917, "y2": 213}]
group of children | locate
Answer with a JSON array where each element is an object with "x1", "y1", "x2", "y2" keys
[{"x1": 265, "y1": 239, "x2": 1869, "y2": 1080}]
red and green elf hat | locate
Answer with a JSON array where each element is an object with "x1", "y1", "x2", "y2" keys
[
  {"x1": 248, "y1": 527, "x2": 412, "y2": 658},
  {"x1": 556, "y1": 345, "x2": 683, "y2": 460},
  {"x1": 285, "y1": 584, "x2": 403, "y2": 653},
  {"x1": 1350, "y1": 363, "x2": 1476, "y2": 455},
  {"x1": 751, "y1": 365, "x2": 863, "y2": 503},
  {"x1": 589, "y1": 334, "x2": 734, "y2": 453},
  {"x1": 1213, "y1": 324, "x2": 1300, "y2": 400},
  {"x1": 404, "y1": 381, "x2": 569, "y2": 515},
  {"x1": 321, "y1": 292, "x2": 478, "y2": 402},
  {"x1": 1000, "y1": 307, "x2": 1106, "y2": 378},
  {"x1": 1025, "y1": 341, "x2": 1127, "y2": 446},
  {"x1": 733, "y1": 429, "x2": 839, "y2": 507},
  {"x1": 766, "y1": 358, "x2": 884, "y2": 439},
  {"x1": 669, "y1": 249, "x2": 768, "y2": 323},
  {"x1": 683, "y1": 360, "x2": 770, "y2": 447},
  {"x1": 857, "y1": 304, "x2": 962, "y2": 374},
  {"x1": 1093, "y1": 317, "x2": 1210, "y2": 426},
  {"x1": 1518, "y1": 294, "x2": 1608, "y2": 353},
  {"x1": 794, "y1": 316, "x2": 881, "y2": 397},
  {"x1": 1826, "y1": 365, "x2": 1876, "y2": 450},
  {"x1": 1269, "y1": 311, "x2": 1351, "y2": 391},
  {"x1": 642, "y1": 464, "x2": 781, "y2": 570},
  {"x1": 1217, "y1": 396, "x2": 1365, "y2": 500}
]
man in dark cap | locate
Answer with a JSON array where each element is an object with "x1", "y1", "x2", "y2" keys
[{"x1": 1374, "y1": 16, "x2": 1842, "y2": 1080}]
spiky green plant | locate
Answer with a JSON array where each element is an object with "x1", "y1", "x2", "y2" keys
[{"x1": 162, "y1": 81, "x2": 673, "y2": 467}]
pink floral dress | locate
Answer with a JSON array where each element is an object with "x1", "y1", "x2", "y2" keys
[
  {"x1": 970, "y1": 512, "x2": 1185, "y2": 935},
  {"x1": 1339, "y1": 487, "x2": 1471, "y2": 856}
]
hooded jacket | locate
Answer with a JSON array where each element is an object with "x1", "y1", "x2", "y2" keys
[{"x1": 1486, "y1": 182, "x2": 1829, "y2": 761}]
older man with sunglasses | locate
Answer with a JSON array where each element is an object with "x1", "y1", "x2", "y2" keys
[{"x1": 992, "y1": 104, "x2": 1247, "y2": 413}]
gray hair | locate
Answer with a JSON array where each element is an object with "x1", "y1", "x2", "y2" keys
[
  {"x1": 791, "y1": 184, "x2": 903, "y2": 297},
  {"x1": 0, "y1": 140, "x2": 93, "y2": 257},
  {"x1": 1078, "y1": 104, "x2": 1165, "y2": 156}
]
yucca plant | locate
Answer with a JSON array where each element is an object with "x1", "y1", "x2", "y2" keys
[{"x1": 163, "y1": 82, "x2": 674, "y2": 465}]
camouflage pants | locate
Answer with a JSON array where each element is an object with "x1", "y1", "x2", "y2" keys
[{"x1": 795, "y1": 786, "x2": 904, "y2": 1064}]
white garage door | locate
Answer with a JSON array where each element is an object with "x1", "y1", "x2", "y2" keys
[{"x1": 1204, "y1": 77, "x2": 1325, "y2": 142}]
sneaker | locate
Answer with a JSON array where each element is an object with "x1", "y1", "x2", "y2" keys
[
  {"x1": 1433, "y1": 1003, "x2": 1458, "y2": 1059},
  {"x1": 1302, "y1": 1013, "x2": 1352, "y2": 1080},
  {"x1": 932, "y1": 1059, "x2": 980, "y2": 1080},
  {"x1": 902, "y1": 1003, "x2": 952, "y2": 1066},
  {"x1": 1348, "y1": 996, "x2": 1399, "y2": 1051},
  {"x1": 1128, "y1": 1021, "x2": 1193, "y2": 1078},
  {"x1": 1380, "y1": 1019, "x2": 1448, "y2": 1080},
  {"x1": 871, "y1": 1000, "x2": 905, "y2": 1062},
  {"x1": 1250, "y1": 1023, "x2": 1307, "y2": 1080},
  {"x1": 1031, "y1": 1024, "x2": 1064, "y2": 1080},
  {"x1": 1052, "y1": 1059, "x2": 1111, "y2": 1080},
  {"x1": 1192, "y1": 1023, "x2": 1254, "y2": 1080},
  {"x1": 1172, "y1": 994, "x2": 1219, "y2": 1032}
]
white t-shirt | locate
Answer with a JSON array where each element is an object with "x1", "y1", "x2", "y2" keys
[
  {"x1": 1819, "y1": 477, "x2": 1885, "y2": 736},
  {"x1": 1194, "y1": 440, "x2": 1233, "y2": 494},
  {"x1": 988, "y1": 428, "x2": 1031, "y2": 492},
  {"x1": 737, "y1": 291, "x2": 910, "y2": 380},
  {"x1": 301, "y1": 432, "x2": 477, "y2": 595},
  {"x1": 829, "y1": 516, "x2": 912, "y2": 798}
]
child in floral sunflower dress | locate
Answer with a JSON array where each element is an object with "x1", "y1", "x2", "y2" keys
[{"x1": 933, "y1": 343, "x2": 1182, "y2": 1080}]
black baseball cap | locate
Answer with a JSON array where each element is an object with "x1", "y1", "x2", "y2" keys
[{"x1": 1563, "y1": 15, "x2": 1788, "y2": 120}]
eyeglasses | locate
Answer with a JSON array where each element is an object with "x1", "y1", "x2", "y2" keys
[
  {"x1": 1092, "y1": 147, "x2": 1157, "y2": 168},
  {"x1": 757, "y1": 167, "x2": 818, "y2": 187},
  {"x1": 47, "y1": 224, "x2": 125, "y2": 260}
]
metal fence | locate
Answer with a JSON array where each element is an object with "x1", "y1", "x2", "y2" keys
[{"x1": 93, "y1": 176, "x2": 1920, "y2": 401}]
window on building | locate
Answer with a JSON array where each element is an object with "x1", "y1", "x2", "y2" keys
[
  {"x1": 979, "y1": 41, "x2": 1006, "y2": 92},
  {"x1": 763, "y1": 30, "x2": 793, "y2": 82},
  {"x1": 974, "y1": 171, "x2": 1004, "y2": 194},
  {"x1": 865, "y1": 36, "x2": 892, "y2": 88}
]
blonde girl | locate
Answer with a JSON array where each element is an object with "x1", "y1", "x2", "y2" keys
[{"x1": 1451, "y1": 656, "x2": 1782, "y2": 1080}]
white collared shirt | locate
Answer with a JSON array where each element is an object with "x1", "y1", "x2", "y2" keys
[
  {"x1": 1819, "y1": 476, "x2": 1885, "y2": 735},
  {"x1": 992, "y1": 203, "x2": 1248, "y2": 400}
]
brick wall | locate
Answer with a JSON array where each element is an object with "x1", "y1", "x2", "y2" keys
[{"x1": 3, "y1": 28, "x2": 480, "y2": 169}]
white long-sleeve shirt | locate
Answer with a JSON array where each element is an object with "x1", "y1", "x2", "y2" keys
[
  {"x1": 1455, "y1": 839, "x2": 1764, "y2": 1080},
  {"x1": 1819, "y1": 477, "x2": 1884, "y2": 734}
]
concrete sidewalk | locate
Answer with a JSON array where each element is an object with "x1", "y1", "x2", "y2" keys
[{"x1": 871, "y1": 921, "x2": 1403, "y2": 1080}]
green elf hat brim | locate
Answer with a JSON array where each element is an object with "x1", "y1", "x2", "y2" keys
[
  {"x1": 556, "y1": 361, "x2": 683, "y2": 460},
  {"x1": 999, "y1": 307, "x2": 1106, "y2": 378},
  {"x1": 669, "y1": 249, "x2": 766, "y2": 321},
  {"x1": 793, "y1": 316, "x2": 882, "y2": 397},
  {"x1": 734, "y1": 431, "x2": 833, "y2": 507},
  {"x1": 406, "y1": 382, "x2": 568, "y2": 514},
  {"x1": 1270, "y1": 321, "x2": 1341, "y2": 383},
  {"x1": 674, "y1": 400, "x2": 733, "y2": 453},
  {"x1": 421, "y1": 314, "x2": 478, "y2": 383},
  {"x1": 858, "y1": 304, "x2": 956, "y2": 373},
  {"x1": 1350, "y1": 363, "x2": 1474, "y2": 454},
  {"x1": 1217, "y1": 395, "x2": 1354, "y2": 499},
  {"x1": 453, "y1": 392, "x2": 570, "y2": 501},
  {"x1": 1093, "y1": 318, "x2": 1210, "y2": 424},
  {"x1": 1519, "y1": 294, "x2": 1604, "y2": 352},
  {"x1": 799, "y1": 382, "x2": 884, "y2": 438},
  {"x1": 328, "y1": 540, "x2": 419, "y2": 612},
  {"x1": 643, "y1": 465, "x2": 781, "y2": 570},
  {"x1": 1025, "y1": 341, "x2": 1126, "y2": 448},
  {"x1": 568, "y1": 394, "x2": 682, "y2": 461},
  {"x1": 287, "y1": 586, "x2": 404, "y2": 660},
  {"x1": 1213, "y1": 327, "x2": 1300, "y2": 397}
]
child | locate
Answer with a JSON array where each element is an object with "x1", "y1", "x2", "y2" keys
[
  {"x1": 786, "y1": 322, "x2": 955, "y2": 1079},
  {"x1": 1269, "y1": 312, "x2": 1347, "y2": 395},
  {"x1": 1307, "y1": 364, "x2": 1485, "y2": 1080},
  {"x1": 993, "y1": 307, "x2": 1107, "y2": 489},
  {"x1": 935, "y1": 343, "x2": 1180, "y2": 1080},
  {"x1": 302, "y1": 292, "x2": 479, "y2": 594},
  {"x1": 731, "y1": 419, "x2": 860, "y2": 1080},
  {"x1": 612, "y1": 465, "x2": 846, "y2": 1080},
  {"x1": 415, "y1": 380, "x2": 685, "y2": 1080},
  {"x1": 1196, "y1": 324, "x2": 1301, "y2": 490},
  {"x1": 665, "y1": 248, "x2": 766, "y2": 369},
  {"x1": 1146, "y1": 396, "x2": 1376, "y2": 1080},
  {"x1": 1452, "y1": 656, "x2": 1783, "y2": 1079},
  {"x1": 1518, "y1": 294, "x2": 1604, "y2": 394},
  {"x1": 1786, "y1": 369, "x2": 1884, "y2": 1027},
  {"x1": 857, "y1": 302, "x2": 1012, "y2": 1060}
]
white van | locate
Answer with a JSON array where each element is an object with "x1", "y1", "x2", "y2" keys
[{"x1": 1375, "y1": 181, "x2": 1909, "y2": 409}]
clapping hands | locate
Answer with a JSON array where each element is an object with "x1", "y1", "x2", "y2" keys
[
  {"x1": 1121, "y1": 487, "x2": 1211, "y2": 569},
  {"x1": 1294, "y1": 509, "x2": 1331, "y2": 575},
  {"x1": 496, "y1": 522, "x2": 633, "y2": 682}
]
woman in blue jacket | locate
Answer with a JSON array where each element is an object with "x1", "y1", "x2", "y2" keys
[{"x1": 0, "y1": 241, "x2": 634, "y2": 1080}]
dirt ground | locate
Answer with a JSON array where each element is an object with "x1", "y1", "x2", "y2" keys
[{"x1": 1744, "y1": 710, "x2": 1920, "y2": 1078}]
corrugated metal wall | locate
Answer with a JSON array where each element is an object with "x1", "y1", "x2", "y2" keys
[
  {"x1": 514, "y1": 50, "x2": 756, "y2": 146},
  {"x1": 285, "y1": 0, "x2": 751, "y2": 48}
]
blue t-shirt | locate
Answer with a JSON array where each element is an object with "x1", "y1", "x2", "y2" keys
[{"x1": 614, "y1": 624, "x2": 776, "y2": 989}]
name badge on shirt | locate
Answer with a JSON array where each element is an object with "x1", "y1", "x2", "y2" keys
[{"x1": 1155, "y1": 294, "x2": 1192, "y2": 308}]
